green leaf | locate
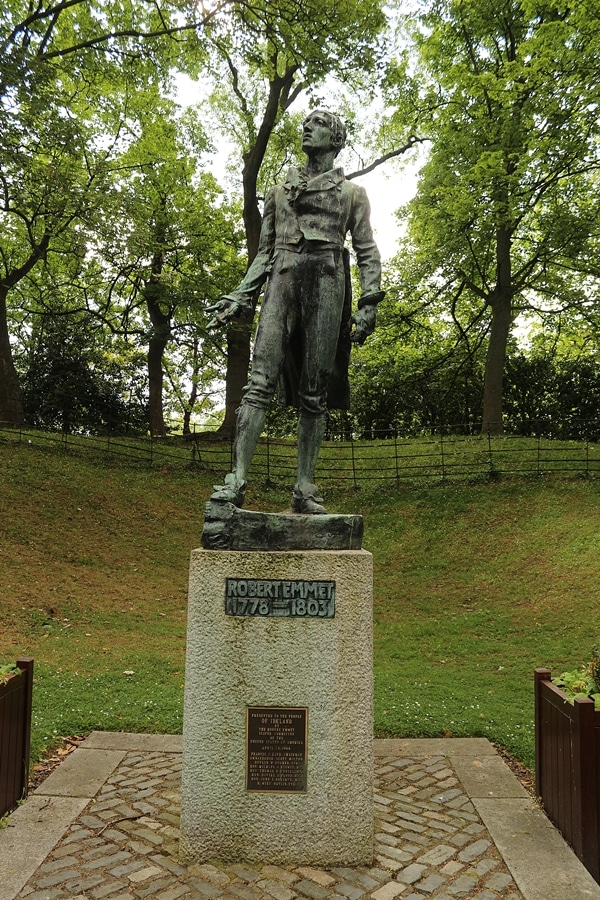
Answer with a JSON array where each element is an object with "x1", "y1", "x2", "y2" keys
[{"x1": 0, "y1": 664, "x2": 21, "y2": 685}]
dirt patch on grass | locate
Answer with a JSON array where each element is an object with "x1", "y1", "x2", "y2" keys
[{"x1": 493, "y1": 742, "x2": 536, "y2": 797}]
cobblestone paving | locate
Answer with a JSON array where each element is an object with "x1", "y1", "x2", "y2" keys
[{"x1": 17, "y1": 751, "x2": 524, "y2": 900}]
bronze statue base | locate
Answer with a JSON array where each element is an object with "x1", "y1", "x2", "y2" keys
[{"x1": 201, "y1": 501, "x2": 363, "y2": 551}]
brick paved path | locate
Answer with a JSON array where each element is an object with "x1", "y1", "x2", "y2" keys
[{"x1": 17, "y1": 750, "x2": 523, "y2": 900}]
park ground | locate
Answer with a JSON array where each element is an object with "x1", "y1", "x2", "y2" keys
[{"x1": 2, "y1": 438, "x2": 600, "y2": 774}]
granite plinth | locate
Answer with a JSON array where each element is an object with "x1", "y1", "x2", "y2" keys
[{"x1": 180, "y1": 548, "x2": 374, "y2": 866}]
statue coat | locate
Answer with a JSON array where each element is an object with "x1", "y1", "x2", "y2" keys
[{"x1": 224, "y1": 166, "x2": 382, "y2": 410}]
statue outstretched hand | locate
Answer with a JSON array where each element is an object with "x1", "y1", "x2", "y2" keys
[
  {"x1": 205, "y1": 296, "x2": 246, "y2": 329},
  {"x1": 350, "y1": 291, "x2": 385, "y2": 345},
  {"x1": 349, "y1": 304, "x2": 377, "y2": 345}
]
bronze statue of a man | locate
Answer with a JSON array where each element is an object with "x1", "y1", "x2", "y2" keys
[{"x1": 207, "y1": 110, "x2": 384, "y2": 514}]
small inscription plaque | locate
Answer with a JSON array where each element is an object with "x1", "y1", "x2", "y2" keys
[
  {"x1": 226, "y1": 579, "x2": 335, "y2": 618},
  {"x1": 246, "y1": 707, "x2": 308, "y2": 793}
]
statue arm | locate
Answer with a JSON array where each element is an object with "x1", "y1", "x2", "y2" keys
[
  {"x1": 348, "y1": 185, "x2": 385, "y2": 343},
  {"x1": 223, "y1": 188, "x2": 277, "y2": 309},
  {"x1": 349, "y1": 185, "x2": 384, "y2": 302},
  {"x1": 206, "y1": 189, "x2": 277, "y2": 327}
]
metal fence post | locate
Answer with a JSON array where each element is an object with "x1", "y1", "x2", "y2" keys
[
  {"x1": 266, "y1": 431, "x2": 271, "y2": 484},
  {"x1": 585, "y1": 428, "x2": 590, "y2": 477},
  {"x1": 351, "y1": 435, "x2": 358, "y2": 489}
]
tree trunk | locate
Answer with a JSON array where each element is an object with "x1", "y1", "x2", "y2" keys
[
  {"x1": 216, "y1": 189, "x2": 262, "y2": 435},
  {"x1": 219, "y1": 315, "x2": 253, "y2": 435},
  {"x1": 182, "y1": 338, "x2": 200, "y2": 435},
  {"x1": 146, "y1": 284, "x2": 170, "y2": 437},
  {"x1": 217, "y1": 70, "x2": 294, "y2": 437},
  {"x1": 0, "y1": 235, "x2": 49, "y2": 426},
  {"x1": 217, "y1": 177, "x2": 262, "y2": 436},
  {"x1": 481, "y1": 295, "x2": 512, "y2": 435},
  {"x1": 481, "y1": 225, "x2": 513, "y2": 436},
  {"x1": 145, "y1": 216, "x2": 170, "y2": 438},
  {"x1": 0, "y1": 285, "x2": 24, "y2": 425},
  {"x1": 147, "y1": 327, "x2": 169, "y2": 437}
]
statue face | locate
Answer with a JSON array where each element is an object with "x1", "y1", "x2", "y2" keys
[{"x1": 301, "y1": 112, "x2": 335, "y2": 153}]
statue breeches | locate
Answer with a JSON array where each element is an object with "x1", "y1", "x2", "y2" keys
[{"x1": 241, "y1": 246, "x2": 346, "y2": 417}]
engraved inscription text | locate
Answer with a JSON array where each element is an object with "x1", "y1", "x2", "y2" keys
[
  {"x1": 226, "y1": 579, "x2": 335, "y2": 618},
  {"x1": 246, "y1": 707, "x2": 307, "y2": 793}
]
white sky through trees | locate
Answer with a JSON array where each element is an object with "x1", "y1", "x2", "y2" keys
[{"x1": 174, "y1": 73, "x2": 420, "y2": 261}]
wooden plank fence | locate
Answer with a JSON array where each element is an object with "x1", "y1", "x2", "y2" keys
[
  {"x1": 535, "y1": 667, "x2": 600, "y2": 883},
  {"x1": 0, "y1": 658, "x2": 34, "y2": 817}
]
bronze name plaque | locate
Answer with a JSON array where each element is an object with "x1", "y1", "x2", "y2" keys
[
  {"x1": 246, "y1": 707, "x2": 308, "y2": 793},
  {"x1": 226, "y1": 579, "x2": 335, "y2": 618}
]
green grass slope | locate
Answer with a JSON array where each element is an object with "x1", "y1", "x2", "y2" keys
[{"x1": 2, "y1": 440, "x2": 600, "y2": 769}]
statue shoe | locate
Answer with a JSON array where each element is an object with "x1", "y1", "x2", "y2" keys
[
  {"x1": 291, "y1": 483, "x2": 327, "y2": 515},
  {"x1": 210, "y1": 473, "x2": 246, "y2": 507}
]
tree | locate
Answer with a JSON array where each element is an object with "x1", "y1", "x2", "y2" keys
[
  {"x1": 0, "y1": 0, "x2": 220, "y2": 99},
  {"x1": 201, "y1": 0, "x2": 389, "y2": 433},
  {"x1": 0, "y1": 69, "x2": 105, "y2": 423},
  {"x1": 387, "y1": 0, "x2": 600, "y2": 434},
  {"x1": 20, "y1": 306, "x2": 148, "y2": 434},
  {"x1": 348, "y1": 276, "x2": 486, "y2": 436},
  {"x1": 92, "y1": 99, "x2": 245, "y2": 436},
  {"x1": 0, "y1": 0, "x2": 226, "y2": 425}
]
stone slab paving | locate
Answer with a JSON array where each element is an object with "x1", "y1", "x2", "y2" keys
[{"x1": 2, "y1": 734, "x2": 600, "y2": 900}]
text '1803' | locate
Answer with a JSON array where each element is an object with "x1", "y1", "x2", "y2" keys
[{"x1": 225, "y1": 578, "x2": 335, "y2": 618}]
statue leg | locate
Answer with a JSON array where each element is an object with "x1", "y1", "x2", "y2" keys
[
  {"x1": 232, "y1": 403, "x2": 267, "y2": 486},
  {"x1": 292, "y1": 249, "x2": 345, "y2": 515},
  {"x1": 210, "y1": 403, "x2": 267, "y2": 507},
  {"x1": 292, "y1": 413, "x2": 327, "y2": 514},
  {"x1": 211, "y1": 257, "x2": 295, "y2": 507}
]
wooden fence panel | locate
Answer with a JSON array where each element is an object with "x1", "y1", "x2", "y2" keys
[
  {"x1": 0, "y1": 658, "x2": 33, "y2": 817},
  {"x1": 535, "y1": 668, "x2": 600, "y2": 883}
]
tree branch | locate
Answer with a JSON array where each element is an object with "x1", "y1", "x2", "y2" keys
[
  {"x1": 2, "y1": 1, "x2": 231, "y2": 61},
  {"x1": 4, "y1": 0, "x2": 86, "y2": 52},
  {"x1": 457, "y1": 269, "x2": 491, "y2": 303},
  {"x1": 346, "y1": 136, "x2": 425, "y2": 180},
  {"x1": 1, "y1": 232, "x2": 51, "y2": 289},
  {"x1": 222, "y1": 49, "x2": 254, "y2": 137}
]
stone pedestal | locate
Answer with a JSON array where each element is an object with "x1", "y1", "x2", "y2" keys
[{"x1": 180, "y1": 549, "x2": 373, "y2": 866}]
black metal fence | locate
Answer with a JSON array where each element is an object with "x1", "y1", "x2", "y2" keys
[{"x1": 2, "y1": 422, "x2": 600, "y2": 486}]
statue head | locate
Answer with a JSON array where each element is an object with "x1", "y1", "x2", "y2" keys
[{"x1": 302, "y1": 110, "x2": 347, "y2": 157}]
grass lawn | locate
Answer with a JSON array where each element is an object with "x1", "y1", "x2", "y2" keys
[{"x1": 2, "y1": 438, "x2": 600, "y2": 771}]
